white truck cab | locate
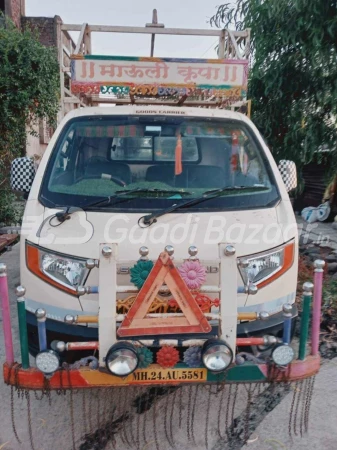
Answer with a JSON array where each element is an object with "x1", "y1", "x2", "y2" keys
[{"x1": 11, "y1": 105, "x2": 298, "y2": 359}]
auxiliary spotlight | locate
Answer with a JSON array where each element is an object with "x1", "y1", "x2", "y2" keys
[
  {"x1": 36, "y1": 350, "x2": 60, "y2": 376},
  {"x1": 202, "y1": 339, "x2": 233, "y2": 373},
  {"x1": 105, "y1": 342, "x2": 139, "y2": 377},
  {"x1": 272, "y1": 344, "x2": 295, "y2": 366}
]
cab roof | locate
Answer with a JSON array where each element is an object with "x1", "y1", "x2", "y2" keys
[{"x1": 63, "y1": 105, "x2": 250, "y2": 124}]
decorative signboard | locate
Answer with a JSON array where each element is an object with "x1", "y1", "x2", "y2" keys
[{"x1": 70, "y1": 55, "x2": 248, "y2": 101}]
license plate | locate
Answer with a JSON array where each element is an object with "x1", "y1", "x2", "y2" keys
[
  {"x1": 131, "y1": 367, "x2": 207, "y2": 384},
  {"x1": 80, "y1": 365, "x2": 208, "y2": 386}
]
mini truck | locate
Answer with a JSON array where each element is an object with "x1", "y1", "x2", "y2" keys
[{"x1": 3, "y1": 21, "x2": 321, "y2": 395}]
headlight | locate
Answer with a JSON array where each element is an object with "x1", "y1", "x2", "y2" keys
[
  {"x1": 40, "y1": 252, "x2": 87, "y2": 287},
  {"x1": 238, "y1": 241, "x2": 294, "y2": 289},
  {"x1": 272, "y1": 344, "x2": 294, "y2": 366},
  {"x1": 36, "y1": 350, "x2": 60, "y2": 375},
  {"x1": 106, "y1": 342, "x2": 139, "y2": 377},
  {"x1": 202, "y1": 339, "x2": 233, "y2": 373},
  {"x1": 26, "y1": 242, "x2": 89, "y2": 295}
]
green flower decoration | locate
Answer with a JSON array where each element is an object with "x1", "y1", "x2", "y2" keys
[
  {"x1": 137, "y1": 347, "x2": 153, "y2": 369},
  {"x1": 130, "y1": 260, "x2": 154, "y2": 289}
]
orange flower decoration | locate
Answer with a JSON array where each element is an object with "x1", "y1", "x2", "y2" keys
[{"x1": 156, "y1": 346, "x2": 180, "y2": 368}]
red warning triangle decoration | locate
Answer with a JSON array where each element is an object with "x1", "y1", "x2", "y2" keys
[{"x1": 117, "y1": 251, "x2": 212, "y2": 337}]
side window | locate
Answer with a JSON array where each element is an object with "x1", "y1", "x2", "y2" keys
[
  {"x1": 243, "y1": 141, "x2": 269, "y2": 185},
  {"x1": 48, "y1": 130, "x2": 74, "y2": 187},
  {"x1": 229, "y1": 130, "x2": 270, "y2": 186},
  {"x1": 56, "y1": 129, "x2": 74, "y2": 172},
  {"x1": 110, "y1": 138, "x2": 152, "y2": 161},
  {"x1": 154, "y1": 137, "x2": 198, "y2": 161},
  {"x1": 57, "y1": 142, "x2": 69, "y2": 171}
]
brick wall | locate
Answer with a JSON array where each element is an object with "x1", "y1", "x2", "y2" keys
[
  {"x1": 22, "y1": 16, "x2": 61, "y2": 48},
  {"x1": 5, "y1": 0, "x2": 23, "y2": 28}
]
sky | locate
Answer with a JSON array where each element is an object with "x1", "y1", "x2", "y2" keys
[{"x1": 26, "y1": 0, "x2": 223, "y2": 59}]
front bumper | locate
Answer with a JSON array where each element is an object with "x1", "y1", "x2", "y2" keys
[
  {"x1": 10, "y1": 304, "x2": 313, "y2": 390},
  {"x1": 4, "y1": 353, "x2": 320, "y2": 389},
  {"x1": 26, "y1": 304, "x2": 298, "y2": 359},
  {"x1": 237, "y1": 304, "x2": 298, "y2": 338}
]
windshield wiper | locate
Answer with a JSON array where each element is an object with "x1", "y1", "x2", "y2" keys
[
  {"x1": 138, "y1": 186, "x2": 268, "y2": 227},
  {"x1": 202, "y1": 186, "x2": 267, "y2": 196},
  {"x1": 53, "y1": 188, "x2": 191, "y2": 223},
  {"x1": 82, "y1": 188, "x2": 191, "y2": 211},
  {"x1": 53, "y1": 188, "x2": 143, "y2": 222},
  {"x1": 115, "y1": 188, "x2": 191, "y2": 197}
]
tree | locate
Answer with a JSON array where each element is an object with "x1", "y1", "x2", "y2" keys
[
  {"x1": 210, "y1": 1, "x2": 337, "y2": 171},
  {"x1": 0, "y1": 17, "x2": 60, "y2": 224}
]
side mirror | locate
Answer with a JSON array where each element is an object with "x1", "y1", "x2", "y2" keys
[
  {"x1": 278, "y1": 160, "x2": 297, "y2": 193},
  {"x1": 10, "y1": 157, "x2": 35, "y2": 193}
]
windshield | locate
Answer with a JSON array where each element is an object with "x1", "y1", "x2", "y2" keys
[{"x1": 39, "y1": 116, "x2": 279, "y2": 211}]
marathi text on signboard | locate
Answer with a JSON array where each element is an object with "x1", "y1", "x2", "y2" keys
[{"x1": 70, "y1": 55, "x2": 248, "y2": 99}]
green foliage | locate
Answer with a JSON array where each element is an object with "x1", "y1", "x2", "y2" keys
[
  {"x1": 210, "y1": 1, "x2": 337, "y2": 170},
  {"x1": 0, "y1": 191, "x2": 22, "y2": 225},
  {"x1": 0, "y1": 16, "x2": 60, "y2": 223}
]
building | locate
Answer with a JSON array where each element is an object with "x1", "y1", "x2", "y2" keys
[
  {"x1": 22, "y1": 15, "x2": 77, "y2": 160},
  {"x1": 2, "y1": 0, "x2": 77, "y2": 160},
  {"x1": 1, "y1": 0, "x2": 25, "y2": 28}
]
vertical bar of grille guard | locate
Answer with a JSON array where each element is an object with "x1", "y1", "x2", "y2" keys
[
  {"x1": 99, "y1": 243, "x2": 118, "y2": 366},
  {"x1": 219, "y1": 243, "x2": 237, "y2": 354},
  {"x1": 0, "y1": 264, "x2": 14, "y2": 365},
  {"x1": 299, "y1": 282, "x2": 313, "y2": 360},
  {"x1": 311, "y1": 259, "x2": 325, "y2": 356}
]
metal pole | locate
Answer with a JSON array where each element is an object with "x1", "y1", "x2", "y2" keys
[
  {"x1": 218, "y1": 29, "x2": 225, "y2": 58},
  {"x1": 16, "y1": 286, "x2": 30, "y2": 369},
  {"x1": 78, "y1": 285, "x2": 255, "y2": 295},
  {"x1": 67, "y1": 341, "x2": 99, "y2": 351},
  {"x1": 56, "y1": 16, "x2": 65, "y2": 123},
  {"x1": 236, "y1": 337, "x2": 267, "y2": 346},
  {"x1": 282, "y1": 303, "x2": 293, "y2": 345},
  {"x1": 150, "y1": 9, "x2": 157, "y2": 56},
  {"x1": 299, "y1": 282, "x2": 313, "y2": 360},
  {"x1": 35, "y1": 308, "x2": 47, "y2": 351},
  {"x1": 67, "y1": 311, "x2": 267, "y2": 324},
  {"x1": 146, "y1": 9, "x2": 164, "y2": 57},
  {"x1": 0, "y1": 264, "x2": 14, "y2": 364},
  {"x1": 58, "y1": 338, "x2": 279, "y2": 351},
  {"x1": 311, "y1": 259, "x2": 325, "y2": 356}
]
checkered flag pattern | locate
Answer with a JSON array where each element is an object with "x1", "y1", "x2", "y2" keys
[
  {"x1": 278, "y1": 160, "x2": 297, "y2": 192},
  {"x1": 10, "y1": 157, "x2": 35, "y2": 193}
]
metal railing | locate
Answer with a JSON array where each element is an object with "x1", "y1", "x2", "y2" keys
[{"x1": 57, "y1": 9, "x2": 251, "y2": 120}]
